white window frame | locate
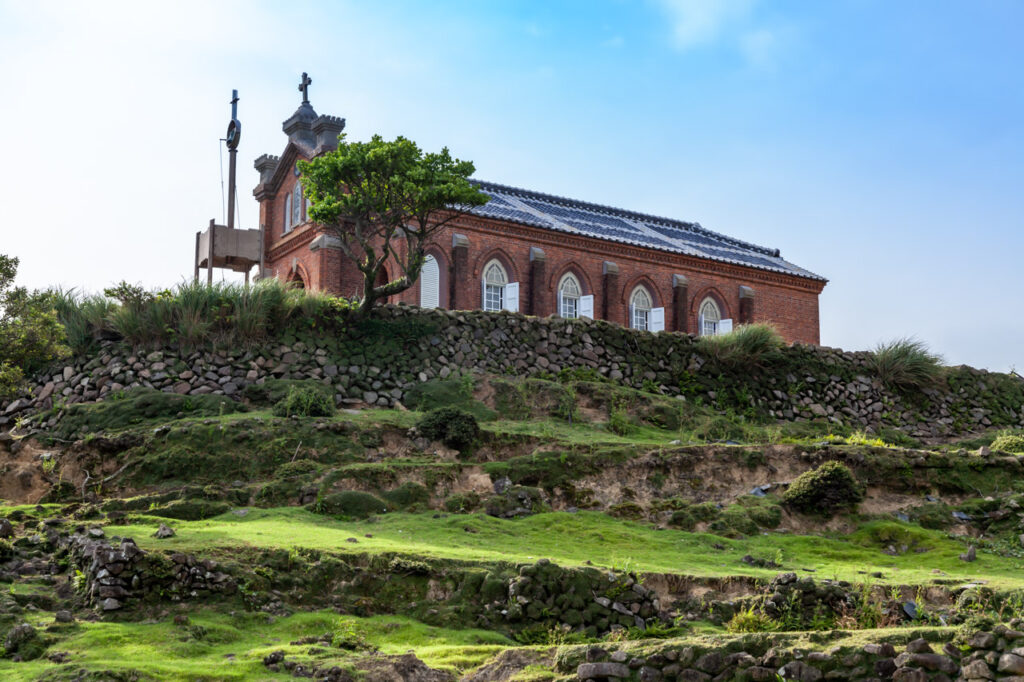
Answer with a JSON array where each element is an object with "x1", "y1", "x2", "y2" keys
[
  {"x1": 482, "y1": 260, "x2": 508, "y2": 312},
  {"x1": 699, "y1": 297, "x2": 722, "y2": 336},
  {"x1": 630, "y1": 286, "x2": 653, "y2": 331},
  {"x1": 558, "y1": 273, "x2": 581, "y2": 319}
]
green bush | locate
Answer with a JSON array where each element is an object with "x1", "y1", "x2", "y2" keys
[
  {"x1": 53, "y1": 279, "x2": 347, "y2": 351},
  {"x1": 868, "y1": 337, "x2": 944, "y2": 392},
  {"x1": 725, "y1": 606, "x2": 778, "y2": 633},
  {"x1": 783, "y1": 461, "x2": 864, "y2": 516},
  {"x1": 417, "y1": 407, "x2": 480, "y2": 450},
  {"x1": 403, "y1": 374, "x2": 495, "y2": 420},
  {"x1": 444, "y1": 492, "x2": 480, "y2": 513},
  {"x1": 992, "y1": 432, "x2": 1024, "y2": 454},
  {"x1": 607, "y1": 408, "x2": 633, "y2": 436},
  {"x1": 0, "y1": 254, "x2": 69, "y2": 398},
  {"x1": 314, "y1": 491, "x2": 387, "y2": 518},
  {"x1": 244, "y1": 379, "x2": 331, "y2": 407},
  {"x1": 694, "y1": 323, "x2": 785, "y2": 370},
  {"x1": 0, "y1": 539, "x2": 13, "y2": 561},
  {"x1": 273, "y1": 384, "x2": 335, "y2": 417},
  {"x1": 381, "y1": 482, "x2": 430, "y2": 509}
]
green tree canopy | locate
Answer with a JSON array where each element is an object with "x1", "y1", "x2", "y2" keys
[
  {"x1": 299, "y1": 134, "x2": 489, "y2": 315},
  {"x1": 0, "y1": 254, "x2": 69, "y2": 399}
]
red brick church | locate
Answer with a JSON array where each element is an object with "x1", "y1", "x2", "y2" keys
[{"x1": 250, "y1": 77, "x2": 827, "y2": 344}]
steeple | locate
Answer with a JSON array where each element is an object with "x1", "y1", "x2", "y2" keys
[{"x1": 282, "y1": 72, "x2": 318, "y2": 149}]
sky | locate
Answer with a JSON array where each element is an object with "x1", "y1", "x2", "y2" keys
[{"x1": 0, "y1": 0, "x2": 1021, "y2": 371}]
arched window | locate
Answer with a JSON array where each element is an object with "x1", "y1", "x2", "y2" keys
[
  {"x1": 292, "y1": 184, "x2": 303, "y2": 225},
  {"x1": 482, "y1": 260, "x2": 507, "y2": 312},
  {"x1": 558, "y1": 274, "x2": 581, "y2": 318},
  {"x1": 699, "y1": 297, "x2": 721, "y2": 336},
  {"x1": 420, "y1": 255, "x2": 440, "y2": 309},
  {"x1": 283, "y1": 193, "x2": 292, "y2": 233},
  {"x1": 630, "y1": 286, "x2": 652, "y2": 330}
]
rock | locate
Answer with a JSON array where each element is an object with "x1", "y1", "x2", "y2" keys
[
  {"x1": 961, "y1": 545, "x2": 977, "y2": 562},
  {"x1": 54, "y1": 610, "x2": 74, "y2": 623},
  {"x1": 906, "y1": 638, "x2": 933, "y2": 654},
  {"x1": 892, "y1": 668, "x2": 927, "y2": 682},
  {"x1": 3, "y1": 623, "x2": 38, "y2": 657},
  {"x1": 969, "y1": 632, "x2": 997, "y2": 649},
  {"x1": 100, "y1": 597, "x2": 122, "y2": 611},
  {"x1": 153, "y1": 524, "x2": 176, "y2": 539},
  {"x1": 577, "y1": 662, "x2": 631, "y2": 679},
  {"x1": 88, "y1": 527, "x2": 105, "y2": 538},
  {"x1": 1000, "y1": 653, "x2": 1024, "y2": 675},
  {"x1": 960, "y1": 659, "x2": 993, "y2": 679},
  {"x1": 779, "y1": 661, "x2": 823, "y2": 682},
  {"x1": 0, "y1": 517, "x2": 13, "y2": 538}
]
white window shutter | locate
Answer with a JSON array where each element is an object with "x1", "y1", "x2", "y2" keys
[
  {"x1": 503, "y1": 282, "x2": 519, "y2": 313},
  {"x1": 579, "y1": 295, "x2": 594, "y2": 319},
  {"x1": 420, "y1": 256, "x2": 439, "y2": 309},
  {"x1": 719, "y1": 318, "x2": 733, "y2": 334},
  {"x1": 650, "y1": 307, "x2": 665, "y2": 332}
]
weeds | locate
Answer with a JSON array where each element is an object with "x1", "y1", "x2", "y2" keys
[
  {"x1": 868, "y1": 337, "x2": 944, "y2": 392},
  {"x1": 694, "y1": 323, "x2": 785, "y2": 370}
]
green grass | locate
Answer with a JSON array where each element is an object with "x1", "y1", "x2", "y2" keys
[
  {"x1": 103, "y1": 508, "x2": 1024, "y2": 588},
  {"x1": 868, "y1": 337, "x2": 945, "y2": 392},
  {"x1": 0, "y1": 609, "x2": 511, "y2": 681}
]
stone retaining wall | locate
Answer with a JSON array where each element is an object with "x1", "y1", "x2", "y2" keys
[
  {"x1": 564, "y1": 623, "x2": 1024, "y2": 681},
  {"x1": 3, "y1": 305, "x2": 1023, "y2": 438}
]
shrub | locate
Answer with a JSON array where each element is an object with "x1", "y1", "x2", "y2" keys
[
  {"x1": 417, "y1": 407, "x2": 480, "y2": 450},
  {"x1": 403, "y1": 374, "x2": 495, "y2": 420},
  {"x1": 868, "y1": 337, "x2": 944, "y2": 392},
  {"x1": 783, "y1": 461, "x2": 864, "y2": 516},
  {"x1": 0, "y1": 539, "x2": 13, "y2": 561},
  {"x1": 381, "y1": 482, "x2": 430, "y2": 509},
  {"x1": 244, "y1": 379, "x2": 331, "y2": 406},
  {"x1": 0, "y1": 255, "x2": 69, "y2": 398},
  {"x1": 314, "y1": 491, "x2": 387, "y2": 518},
  {"x1": 273, "y1": 384, "x2": 335, "y2": 418},
  {"x1": 725, "y1": 606, "x2": 778, "y2": 633},
  {"x1": 992, "y1": 431, "x2": 1024, "y2": 454},
  {"x1": 444, "y1": 492, "x2": 480, "y2": 513},
  {"x1": 607, "y1": 408, "x2": 633, "y2": 436},
  {"x1": 694, "y1": 323, "x2": 785, "y2": 370}
]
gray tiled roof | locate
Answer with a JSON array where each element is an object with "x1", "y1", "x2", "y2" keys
[{"x1": 469, "y1": 180, "x2": 825, "y2": 282}]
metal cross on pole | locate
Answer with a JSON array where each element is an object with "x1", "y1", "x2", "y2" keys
[{"x1": 298, "y1": 72, "x2": 312, "y2": 103}]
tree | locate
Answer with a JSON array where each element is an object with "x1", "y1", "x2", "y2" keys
[
  {"x1": 0, "y1": 254, "x2": 69, "y2": 399},
  {"x1": 299, "y1": 134, "x2": 489, "y2": 315}
]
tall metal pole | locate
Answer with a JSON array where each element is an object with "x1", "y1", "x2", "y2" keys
[{"x1": 226, "y1": 90, "x2": 239, "y2": 230}]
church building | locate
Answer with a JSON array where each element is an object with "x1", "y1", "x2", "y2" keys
[{"x1": 251, "y1": 76, "x2": 827, "y2": 344}]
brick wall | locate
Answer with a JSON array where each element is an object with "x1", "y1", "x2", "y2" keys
[{"x1": 259, "y1": 166, "x2": 824, "y2": 345}]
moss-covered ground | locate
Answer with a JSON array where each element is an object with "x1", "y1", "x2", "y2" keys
[{"x1": 3, "y1": 374, "x2": 1024, "y2": 679}]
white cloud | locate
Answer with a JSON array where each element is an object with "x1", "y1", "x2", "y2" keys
[{"x1": 654, "y1": 0, "x2": 755, "y2": 49}]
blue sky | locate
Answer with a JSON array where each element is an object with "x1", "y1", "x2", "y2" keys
[{"x1": 0, "y1": 1, "x2": 1021, "y2": 370}]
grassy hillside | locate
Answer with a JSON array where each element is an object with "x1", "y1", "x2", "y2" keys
[{"x1": 2, "y1": 361, "x2": 1024, "y2": 679}]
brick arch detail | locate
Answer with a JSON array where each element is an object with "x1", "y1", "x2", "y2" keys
[
  {"x1": 473, "y1": 247, "x2": 520, "y2": 284},
  {"x1": 690, "y1": 286, "x2": 732, "y2": 322},
  {"x1": 547, "y1": 261, "x2": 594, "y2": 296},
  {"x1": 421, "y1": 247, "x2": 450, "y2": 308},
  {"x1": 620, "y1": 274, "x2": 666, "y2": 308},
  {"x1": 287, "y1": 261, "x2": 312, "y2": 289}
]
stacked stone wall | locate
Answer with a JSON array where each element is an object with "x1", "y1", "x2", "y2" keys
[{"x1": 2, "y1": 305, "x2": 1022, "y2": 438}]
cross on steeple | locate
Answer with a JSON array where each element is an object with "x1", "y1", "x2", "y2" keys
[{"x1": 298, "y1": 72, "x2": 312, "y2": 104}]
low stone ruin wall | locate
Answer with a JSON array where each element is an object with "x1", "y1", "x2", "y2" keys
[
  {"x1": 564, "y1": 624, "x2": 1024, "y2": 681},
  {"x1": 3, "y1": 305, "x2": 1023, "y2": 438},
  {"x1": 61, "y1": 532, "x2": 236, "y2": 611}
]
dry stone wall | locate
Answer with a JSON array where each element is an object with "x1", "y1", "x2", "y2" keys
[
  {"x1": 563, "y1": 625, "x2": 1024, "y2": 681},
  {"x1": 2, "y1": 305, "x2": 1023, "y2": 438}
]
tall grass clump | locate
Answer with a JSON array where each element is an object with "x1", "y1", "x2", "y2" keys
[
  {"x1": 53, "y1": 279, "x2": 351, "y2": 351},
  {"x1": 694, "y1": 323, "x2": 785, "y2": 370},
  {"x1": 867, "y1": 337, "x2": 944, "y2": 392}
]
